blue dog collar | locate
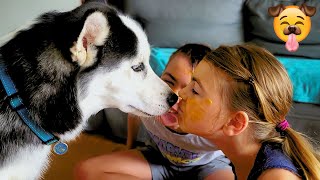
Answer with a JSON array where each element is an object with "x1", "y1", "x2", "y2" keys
[{"x1": 0, "y1": 58, "x2": 67, "y2": 155}]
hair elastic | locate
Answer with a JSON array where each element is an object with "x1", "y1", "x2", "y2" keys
[
  {"x1": 247, "y1": 77, "x2": 255, "y2": 85},
  {"x1": 276, "y1": 119, "x2": 290, "y2": 132}
]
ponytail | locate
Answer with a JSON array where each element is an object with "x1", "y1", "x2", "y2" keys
[{"x1": 283, "y1": 128, "x2": 320, "y2": 180}]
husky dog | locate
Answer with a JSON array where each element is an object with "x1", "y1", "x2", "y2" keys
[{"x1": 0, "y1": 2, "x2": 177, "y2": 179}]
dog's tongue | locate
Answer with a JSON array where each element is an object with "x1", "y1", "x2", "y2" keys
[
  {"x1": 286, "y1": 34, "x2": 299, "y2": 52},
  {"x1": 159, "y1": 113, "x2": 178, "y2": 127}
]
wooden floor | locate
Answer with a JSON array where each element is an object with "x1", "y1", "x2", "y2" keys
[{"x1": 42, "y1": 133, "x2": 126, "y2": 180}]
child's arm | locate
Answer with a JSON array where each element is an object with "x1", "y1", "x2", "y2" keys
[{"x1": 126, "y1": 114, "x2": 142, "y2": 149}]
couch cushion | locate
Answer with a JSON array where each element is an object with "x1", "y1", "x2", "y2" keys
[
  {"x1": 277, "y1": 56, "x2": 320, "y2": 104},
  {"x1": 150, "y1": 47, "x2": 176, "y2": 76},
  {"x1": 125, "y1": 0, "x2": 244, "y2": 48},
  {"x1": 243, "y1": 0, "x2": 320, "y2": 58},
  {"x1": 287, "y1": 102, "x2": 320, "y2": 141}
]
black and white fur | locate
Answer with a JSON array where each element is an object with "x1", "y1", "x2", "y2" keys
[{"x1": 0, "y1": 2, "x2": 177, "y2": 179}]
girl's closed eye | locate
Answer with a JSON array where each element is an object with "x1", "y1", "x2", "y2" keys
[
  {"x1": 164, "y1": 80, "x2": 174, "y2": 87},
  {"x1": 191, "y1": 82, "x2": 199, "y2": 95},
  {"x1": 192, "y1": 88, "x2": 199, "y2": 95}
]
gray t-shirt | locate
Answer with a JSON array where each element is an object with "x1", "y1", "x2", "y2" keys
[{"x1": 141, "y1": 117, "x2": 224, "y2": 166}]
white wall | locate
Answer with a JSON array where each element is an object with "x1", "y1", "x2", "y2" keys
[{"x1": 0, "y1": 0, "x2": 80, "y2": 43}]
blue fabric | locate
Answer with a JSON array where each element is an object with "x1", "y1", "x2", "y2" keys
[
  {"x1": 276, "y1": 56, "x2": 320, "y2": 105},
  {"x1": 150, "y1": 48, "x2": 320, "y2": 104},
  {"x1": 247, "y1": 142, "x2": 302, "y2": 179},
  {"x1": 150, "y1": 48, "x2": 176, "y2": 77}
]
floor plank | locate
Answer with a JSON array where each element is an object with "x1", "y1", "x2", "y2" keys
[{"x1": 42, "y1": 133, "x2": 126, "y2": 180}]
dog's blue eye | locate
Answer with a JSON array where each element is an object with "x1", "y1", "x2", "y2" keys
[{"x1": 132, "y1": 63, "x2": 145, "y2": 72}]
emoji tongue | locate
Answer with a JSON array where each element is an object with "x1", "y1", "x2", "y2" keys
[{"x1": 286, "y1": 34, "x2": 299, "y2": 52}]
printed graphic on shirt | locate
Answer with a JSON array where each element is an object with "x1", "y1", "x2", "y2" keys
[{"x1": 148, "y1": 131, "x2": 201, "y2": 165}]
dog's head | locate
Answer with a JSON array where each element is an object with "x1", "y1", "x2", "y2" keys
[
  {"x1": 70, "y1": 4, "x2": 177, "y2": 117},
  {"x1": 268, "y1": 3, "x2": 316, "y2": 51}
]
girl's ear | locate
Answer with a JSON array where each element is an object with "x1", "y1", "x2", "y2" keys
[{"x1": 223, "y1": 111, "x2": 249, "y2": 136}]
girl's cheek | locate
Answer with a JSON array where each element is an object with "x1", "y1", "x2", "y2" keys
[
  {"x1": 183, "y1": 68, "x2": 192, "y2": 76},
  {"x1": 185, "y1": 98, "x2": 213, "y2": 122}
]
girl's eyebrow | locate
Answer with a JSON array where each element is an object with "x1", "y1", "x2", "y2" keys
[{"x1": 163, "y1": 72, "x2": 176, "y2": 82}]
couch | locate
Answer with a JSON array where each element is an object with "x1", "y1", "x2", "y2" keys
[{"x1": 87, "y1": 0, "x2": 320, "y2": 142}]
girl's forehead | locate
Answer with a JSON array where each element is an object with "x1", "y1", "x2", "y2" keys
[
  {"x1": 194, "y1": 62, "x2": 211, "y2": 82},
  {"x1": 167, "y1": 53, "x2": 191, "y2": 66},
  {"x1": 194, "y1": 61, "x2": 224, "y2": 94},
  {"x1": 194, "y1": 61, "x2": 215, "y2": 77},
  {"x1": 166, "y1": 55, "x2": 192, "y2": 72}
]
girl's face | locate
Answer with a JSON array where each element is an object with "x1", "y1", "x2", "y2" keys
[
  {"x1": 158, "y1": 53, "x2": 193, "y2": 128},
  {"x1": 177, "y1": 61, "x2": 230, "y2": 138},
  {"x1": 161, "y1": 53, "x2": 193, "y2": 94}
]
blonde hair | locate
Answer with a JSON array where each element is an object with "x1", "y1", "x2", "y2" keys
[{"x1": 205, "y1": 44, "x2": 320, "y2": 179}]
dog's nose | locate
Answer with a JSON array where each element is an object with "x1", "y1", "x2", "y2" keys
[
  {"x1": 284, "y1": 25, "x2": 301, "y2": 35},
  {"x1": 288, "y1": 25, "x2": 296, "y2": 33},
  {"x1": 167, "y1": 93, "x2": 178, "y2": 107}
]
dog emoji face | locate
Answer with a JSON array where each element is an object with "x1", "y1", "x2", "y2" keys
[{"x1": 269, "y1": 3, "x2": 316, "y2": 52}]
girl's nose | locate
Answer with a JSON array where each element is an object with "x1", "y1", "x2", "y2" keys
[
  {"x1": 178, "y1": 87, "x2": 187, "y2": 100},
  {"x1": 171, "y1": 97, "x2": 182, "y2": 111}
]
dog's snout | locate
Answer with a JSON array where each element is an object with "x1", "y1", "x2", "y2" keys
[
  {"x1": 284, "y1": 25, "x2": 301, "y2": 35},
  {"x1": 167, "y1": 93, "x2": 178, "y2": 107},
  {"x1": 288, "y1": 25, "x2": 296, "y2": 33}
]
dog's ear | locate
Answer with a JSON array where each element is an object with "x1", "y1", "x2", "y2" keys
[
  {"x1": 268, "y1": 4, "x2": 285, "y2": 17},
  {"x1": 300, "y1": 3, "x2": 316, "y2": 17},
  {"x1": 70, "y1": 12, "x2": 109, "y2": 67}
]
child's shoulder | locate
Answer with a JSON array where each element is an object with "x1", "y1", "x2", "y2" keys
[
  {"x1": 258, "y1": 168, "x2": 301, "y2": 180},
  {"x1": 248, "y1": 142, "x2": 302, "y2": 179}
]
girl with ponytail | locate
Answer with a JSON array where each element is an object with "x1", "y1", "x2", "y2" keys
[{"x1": 177, "y1": 44, "x2": 320, "y2": 179}]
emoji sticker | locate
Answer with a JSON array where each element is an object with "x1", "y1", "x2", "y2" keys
[{"x1": 268, "y1": 3, "x2": 316, "y2": 52}]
